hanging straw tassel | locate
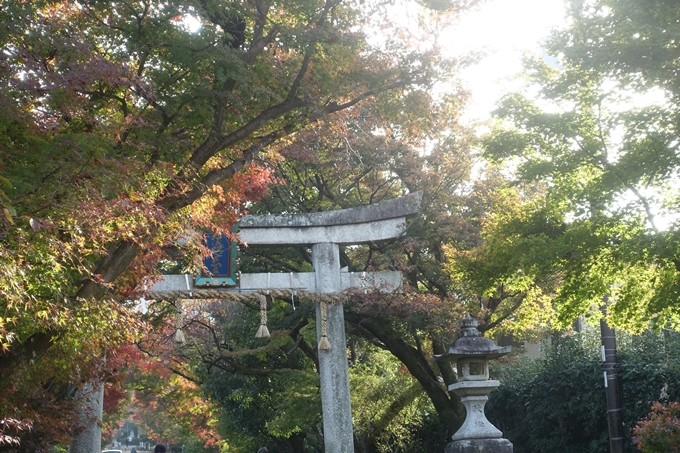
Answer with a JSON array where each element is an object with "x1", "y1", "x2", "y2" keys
[
  {"x1": 318, "y1": 301, "x2": 331, "y2": 350},
  {"x1": 256, "y1": 293, "x2": 270, "y2": 338},
  {"x1": 175, "y1": 326, "x2": 186, "y2": 344}
]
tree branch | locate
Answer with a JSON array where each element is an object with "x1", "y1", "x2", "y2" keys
[{"x1": 345, "y1": 312, "x2": 465, "y2": 434}]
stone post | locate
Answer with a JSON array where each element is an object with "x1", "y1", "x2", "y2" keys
[
  {"x1": 69, "y1": 381, "x2": 104, "y2": 453},
  {"x1": 313, "y1": 242, "x2": 354, "y2": 453}
]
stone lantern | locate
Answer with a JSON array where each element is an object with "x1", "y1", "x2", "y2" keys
[{"x1": 435, "y1": 314, "x2": 513, "y2": 453}]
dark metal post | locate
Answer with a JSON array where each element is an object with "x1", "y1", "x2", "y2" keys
[{"x1": 600, "y1": 306, "x2": 624, "y2": 453}]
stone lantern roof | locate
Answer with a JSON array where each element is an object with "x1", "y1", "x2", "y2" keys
[{"x1": 435, "y1": 314, "x2": 511, "y2": 363}]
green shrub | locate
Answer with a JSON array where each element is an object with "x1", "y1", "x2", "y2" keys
[
  {"x1": 632, "y1": 401, "x2": 680, "y2": 453},
  {"x1": 486, "y1": 330, "x2": 680, "y2": 453}
]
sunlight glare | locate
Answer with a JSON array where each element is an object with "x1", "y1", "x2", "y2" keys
[
  {"x1": 182, "y1": 14, "x2": 202, "y2": 33},
  {"x1": 442, "y1": 0, "x2": 566, "y2": 124}
]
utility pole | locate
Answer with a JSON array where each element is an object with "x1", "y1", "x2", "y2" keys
[{"x1": 600, "y1": 300, "x2": 624, "y2": 453}]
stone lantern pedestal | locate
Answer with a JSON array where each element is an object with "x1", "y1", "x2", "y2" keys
[
  {"x1": 445, "y1": 379, "x2": 512, "y2": 453},
  {"x1": 436, "y1": 315, "x2": 513, "y2": 453},
  {"x1": 445, "y1": 438, "x2": 513, "y2": 453}
]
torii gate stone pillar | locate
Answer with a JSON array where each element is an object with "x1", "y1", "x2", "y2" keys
[
  {"x1": 313, "y1": 241, "x2": 353, "y2": 453},
  {"x1": 150, "y1": 192, "x2": 421, "y2": 453}
]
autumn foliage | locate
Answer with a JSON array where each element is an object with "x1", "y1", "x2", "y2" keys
[
  {"x1": 633, "y1": 402, "x2": 680, "y2": 453},
  {"x1": 0, "y1": 0, "x2": 501, "y2": 449},
  {"x1": 0, "y1": 419, "x2": 33, "y2": 449}
]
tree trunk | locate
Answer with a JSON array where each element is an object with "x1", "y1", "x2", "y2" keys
[
  {"x1": 345, "y1": 313, "x2": 465, "y2": 435},
  {"x1": 0, "y1": 240, "x2": 143, "y2": 381},
  {"x1": 432, "y1": 339, "x2": 458, "y2": 391},
  {"x1": 364, "y1": 382, "x2": 424, "y2": 451},
  {"x1": 286, "y1": 432, "x2": 306, "y2": 453}
]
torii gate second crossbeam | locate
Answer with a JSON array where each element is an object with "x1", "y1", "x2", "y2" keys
[{"x1": 149, "y1": 192, "x2": 422, "y2": 453}]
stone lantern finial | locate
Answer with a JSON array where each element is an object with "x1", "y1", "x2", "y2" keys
[{"x1": 435, "y1": 316, "x2": 513, "y2": 453}]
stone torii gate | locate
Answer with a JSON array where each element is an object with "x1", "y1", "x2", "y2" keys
[{"x1": 149, "y1": 192, "x2": 422, "y2": 453}]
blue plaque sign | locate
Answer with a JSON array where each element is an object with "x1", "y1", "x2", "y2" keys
[{"x1": 195, "y1": 231, "x2": 238, "y2": 287}]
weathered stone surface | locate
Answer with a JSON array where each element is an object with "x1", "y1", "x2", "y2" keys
[
  {"x1": 313, "y1": 243, "x2": 353, "y2": 453},
  {"x1": 450, "y1": 381, "x2": 502, "y2": 442},
  {"x1": 239, "y1": 217, "x2": 411, "y2": 245},
  {"x1": 69, "y1": 382, "x2": 104, "y2": 453},
  {"x1": 450, "y1": 394, "x2": 502, "y2": 441},
  {"x1": 240, "y1": 192, "x2": 421, "y2": 228},
  {"x1": 148, "y1": 270, "x2": 402, "y2": 297},
  {"x1": 435, "y1": 316, "x2": 511, "y2": 363},
  {"x1": 449, "y1": 380, "x2": 500, "y2": 396},
  {"x1": 239, "y1": 192, "x2": 421, "y2": 246},
  {"x1": 445, "y1": 438, "x2": 513, "y2": 453}
]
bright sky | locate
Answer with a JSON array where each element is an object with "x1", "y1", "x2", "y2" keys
[
  {"x1": 442, "y1": 0, "x2": 680, "y2": 231},
  {"x1": 443, "y1": 0, "x2": 567, "y2": 123}
]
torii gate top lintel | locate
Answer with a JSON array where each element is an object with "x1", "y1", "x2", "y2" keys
[{"x1": 239, "y1": 191, "x2": 422, "y2": 246}]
